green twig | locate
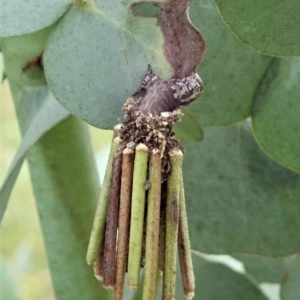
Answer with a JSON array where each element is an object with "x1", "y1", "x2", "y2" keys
[
  {"x1": 86, "y1": 137, "x2": 121, "y2": 264},
  {"x1": 128, "y1": 143, "x2": 149, "y2": 289},
  {"x1": 143, "y1": 149, "x2": 162, "y2": 300},
  {"x1": 163, "y1": 149, "x2": 183, "y2": 300},
  {"x1": 178, "y1": 174, "x2": 195, "y2": 299}
]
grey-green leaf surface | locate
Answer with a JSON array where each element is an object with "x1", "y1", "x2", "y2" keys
[
  {"x1": 174, "y1": 107, "x2": 203, "y2": 142},
  {"x1": 187, "y1": 0, "x2": 272, "y2": 126},
  {"x1": 213, "y1": 0, "x2": 300, "y2": 56},
  {"x1": 252, "y1": 58, "x2": 300, "y2": 173},
  {"x1": 0, "y1": 26, "x2": 70, "y2": 222},
  {"x1": 176, "y1": 254, "x2": 268, "y2": 300},
  {"x1": 1, "y1": 25, "x2": 55, "y2": 87},
  {"x1": 1, "y1": 23, "x2": 110, "y2": 298},
  {"x1": 183, "y1": 123, "x2": 300, "y2": 256},
  {"x1": 235, "y1": 254, "x2": 297, "y2": 283},
  {"x1": 44, "y1": 0, "x2": 273, "y2": 129},
  {"x1": 25, "y1": 117, "x2": 112, "y2": 300},
  {"x1": 44, "y1": 0, "x2": 172, "y2": 129},
  {"x1": 0, "y1": 0, "x2": 70, "y2": 37},
  {"x1": 281, "y1": 257, "x2": 300, "y2": 300},
  {"x1": 0, "y1": 87, "x2": 70, "y2": 222}
]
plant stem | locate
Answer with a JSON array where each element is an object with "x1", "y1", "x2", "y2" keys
[
  {"x1": 102, "y1": 150, "x2": 123, "y2": 288},
  {"x1": 114, "y1": 148, "x2": 135, "y2": 300},
  {"x1": 143, "y1": 149, "x2": 162, "y2": 300},
  {"x1": 163, "y1": 149, "x2": 183, "y2": 300},
  {"x1": 86, "y1": 137, "x2": 121, "y2": 264},
  {"x1": 128, "y1": 143, "x2": 149, "y2": 289},
  {"x1": 178, "y1": 174, "x2": 195, "y2": 299}
]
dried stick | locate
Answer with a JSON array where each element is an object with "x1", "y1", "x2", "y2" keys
[
  {"x1": 158, "y1": 182, "x2": 167, "y2": 272},
  {"x1": 86, "y1": 137, "x2": 121, "y2": 264},
  {"x1": 142, "y1": 149, "x2": 162, "y2": 300},
  {"x1": 128, "y1": 143, "x2": 149, "y2": 289},
  {"x1": 102, "y1": 151, "x2": 123, "y2": 288},
  {"x1": 93, "y1": 249, "x2": 104, "y2": 281},
  {"x1": 114, "y1": 148, "x2": 135, "y2": 300},
  {"x1": 178, "y1": 174, "x2": 195, "y2": 299},
  {"x1": 163, "y1": 149, "x2": 183, "y2": 300}
]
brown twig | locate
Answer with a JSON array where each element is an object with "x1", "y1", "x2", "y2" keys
[
  {"x1": 114, "y1": 148, "x2": 135, "y2": 300},
  {"x1": 102, "y1": 151, "x2": 123, "y2": 288},
  {"x1": 93, "y1": 248, "x2": 104, "y2": 281},
  {"x1": 86, "y1": 137, "x2": 121, "y2": 264},
  {"x1": 158, "y1": 182, "x2": 167, "y2": 272}
]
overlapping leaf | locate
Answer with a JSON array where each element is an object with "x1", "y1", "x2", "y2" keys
[
  {"x1": 213, "y1": 0, "x2": 300, "y2": 56},
  {"x1": 0, "y1": 0, "x2": 70, "y2": 37},
  {"x1": 25, "y1": 117, "x2": 111, "y2": 300},
  {"x1": 236, "y1": 254, "x2": 295, "y2": 283},
  {"x1": 252, "y1": 58, "x2": 300, "y2": 173},
  {"x1": 281, "y1": 257, "x2": 300, "y2": 300},
  {"x1": 0, "y1": 87, "x2": 69, "y2": 222},
  {"x1": 44, "y1": 0, "x2": 172, "y2": 129},
  {"x1": 190, "y1": 0, "x2": 272, "y2": 126},
  {"x1": 184, "y1": 124, "x2": 300, "y2": 255},
  {"x1": 176, "y1": 254, "x2": 268, "y2": 300},
  {"x1": 237, "y1": 255, "x2": 300, "y2": 300}
]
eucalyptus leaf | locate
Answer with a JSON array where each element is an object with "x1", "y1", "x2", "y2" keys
[
  {"x1": 214, "y1": 0, "x2": 300, "y2": 56},
  {"x1": 174, "y1": 107, "x2": 203, "y2": 142},
  {"x1": 176, "y1": 254, "x2": 268, "y2": 300},
  {"x1": 44, "y1": 0, "x2": 172, "y2": 129},
  {"x1": 189, "y1": 0, "x2": 272, "y2": 126},
  {"x1": 1, "y1": 25, "x2": 55, "y2": 87},
  {"x1": 0, "y1": 87, "x2": 70, "y2": 222},
  {"x1": 0, "y1": 0, "x2": 70, "y2": 37},
  {"x1": 252, "y1": 58, "x2": 300, "y2": 173},
  {"x1": 281, "y1": 257, "x2": 300, "y2": 300},
  {"x1": 235, "y1": 254, "x2": 297, "y2": 283},
  {"x1": 25, "y1": 117, "x2": 112, "y2": 300},
  {"x1": 184, "y1": 123, "x2": 300, "y2": 256}
]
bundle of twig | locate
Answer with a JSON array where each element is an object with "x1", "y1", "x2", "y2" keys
[{"x1": 87, "y1": 66, "x2": 203, "y2": 300}]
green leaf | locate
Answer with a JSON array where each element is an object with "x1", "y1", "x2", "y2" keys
[
  {"x1": 0, "y1": 27, "x2": 71, "y2": 222},
  {"x1": 25, "y1": 117, "x2": 112, "y2": 300},
  {"x1": 281, "y1": 257, "x2": 300, "y2": 300},
  {"x1": 0, "y1": 0, "x2": 70, "y2": 37},
  {"x1": 235, "y1": 254, "x2": 296, "y2": 283},
  {"x1": 213, "y1": 0, "x2": 300, "y2": 56},
  {"x1": 189, "y1": 0, "x2": 272, "y2": 126},
  {"x1": 44, "y1": 1, "x2": 172, "y2": 129},
  {"x1": 252, "y1": 58, "x2": 300, "y2": 173},
  {"x1": 183, "y1": 123, "x2": 300, "y2": 256},
  {"x1": 1, "y1": 25, "x2": 55, "y2": 87},
  {"x1": 176, "y1": 254, "x2": 268, "y2": 300},
  {"x1": 0, "y1": 86, "x2": 70, "y2": 222},
  {"x1": 174, "y1": 107, "x2": 203, "y2": 142},
  {"x1": 131, "y1": 2, "x2": 162, "y2": 17}
]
